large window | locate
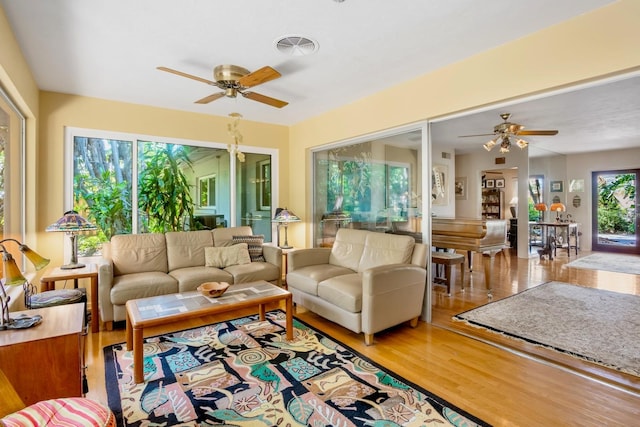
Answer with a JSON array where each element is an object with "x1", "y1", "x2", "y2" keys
[
  {"x1": 67, "y1": 129, "x2": 276, "y2": 256},
  {"x1": 0, "y1": 89, "x2": 26, "y2": 273},
  {"x1": 313, "y1": 133, "x2": 421, "y2": 247}
]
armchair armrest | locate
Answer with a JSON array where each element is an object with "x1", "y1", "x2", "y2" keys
[
  {"x1": 288, "y1": 248, "x2": 331, "y2": 272},
  {"x1": 95, "y1": 257, "x2": 115, "y2": 324},
  {"x1": 361, "y1": 263, "x2": 427, "y2": 335},
  {"x1": 262, "y1": 244, "x2": 282, "y2": 269}
]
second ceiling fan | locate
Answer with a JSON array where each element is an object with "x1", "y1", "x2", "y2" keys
[
  {"x1": 157, "y1": 64, "x2": 288, "y2": 108},
  {"x1": 460, "y1": 113, "x2": 558, "y2": 153}
]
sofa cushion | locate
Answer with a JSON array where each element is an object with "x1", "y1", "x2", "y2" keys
[
  {"x1": 169, "y1": 267, "x2": 234, "y2": 293},
  {"x1": 212, "y1": 226, "x2": 253, "y2": 247},
  {"x1": 286, "y1": 264, "x2": 355, "y2": 296},
  {"x1": 166, "y1": 230, "x2": 214, "y2": 271},
  {"x1": 110, "y1": 233, "x2": 168, "y2": 276},
  {"x1": 329, "y1": 229, "x2": 368, "y2": 271},
  {"x1": 205, "y1": 244, "x2": 251, "y2": 268},
  {"x1": 317, "y1": 273, "x2": 363, "y2": 313},
  {"x1": 232, "y1": 235, "x2": 266, "y2": 262},
  {"x1": 110, "y1": 272, "x2": 178, "y2": 305},
  {"x1": 224, "y1": 262, "x2": 281, "y2": 284},
  {"x1": 358, "y1": 232, "x2": 415, "y2": 272}
]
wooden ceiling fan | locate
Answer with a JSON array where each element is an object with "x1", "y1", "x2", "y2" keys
[
  {"x1": 157, "y1": 64, "x2": 288, "y2": 108},
  {"x1": 459, "y1": 113, "x2": 558, "y2": 152}
]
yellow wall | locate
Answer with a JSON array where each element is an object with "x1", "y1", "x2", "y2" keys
[
  {"x1": 37, "y1": 92, "x2": 289, "y2": 266},
  {"x1": 288, "y1": 0, "x2": 640, "y2": 247}
]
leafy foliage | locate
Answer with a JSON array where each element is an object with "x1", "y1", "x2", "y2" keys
[
  {"x1": 137, "y1": 142, "x2": 194, "y2": 233},
  {"x1": 597, "y1": 173, "x2": 636, "y2": 235}
]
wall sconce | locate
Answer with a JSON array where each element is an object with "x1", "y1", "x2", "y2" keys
[
  {"x1": 0, "y1": 238, "x2": 50, "y2": 329},
  {"x1": 46, "y1": 210, "x2": 97, "y2": 269},
  {"x1": 272, "y1": 207, "x2": 301, "y2": 249}
]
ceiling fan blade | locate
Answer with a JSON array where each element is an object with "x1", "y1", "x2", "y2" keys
[
  {"x1": 157, "y1": 66, "x2": 218, "y2": 86},
  {"x1": 241, "y1": 91, "x2": 288, "y2": 108},
  {"x1": 238, "y1": 66, "x2": 282, "y2": 88},
  {"x1": 195, "y1": 92, "x2": 225, "y2": 104},
  {"x1": 458, "y1": 133, "x2": 495, "y2": 138},
  {"x1": 517, "y1": 130, "x2": 559, "y2": 136}
]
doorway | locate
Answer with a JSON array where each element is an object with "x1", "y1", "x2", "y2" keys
[{"x1": 592, "y1": 169, "x2": 639, "y2": 254}]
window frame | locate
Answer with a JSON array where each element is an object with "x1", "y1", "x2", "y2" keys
[
  {"x1": 64, "y1": 127, "x2": 279, "y2": 247},
  {"x1": 198, "y1": 173, "x2": 217, "y2": 209}
]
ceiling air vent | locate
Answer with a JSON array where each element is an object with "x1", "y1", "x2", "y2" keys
[{"x1": 274, "y1": 36, "x2": 319, "y2": 56}]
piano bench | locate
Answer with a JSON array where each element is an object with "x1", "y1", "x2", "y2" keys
[{"x1": 432, "y1": 252, "x2": 465, "y2": 295}]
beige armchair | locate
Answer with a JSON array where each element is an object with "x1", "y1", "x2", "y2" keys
[{"x1": 286, "y1": 229, "x2": 428, "y2": 344}]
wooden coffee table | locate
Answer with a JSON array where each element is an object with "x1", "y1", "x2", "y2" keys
[{"x1": 125, "y1": 280, "x2": 293, "y2": 383}]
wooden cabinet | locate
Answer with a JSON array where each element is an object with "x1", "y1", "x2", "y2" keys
[
  {"x1": 482, "y1": 189, "x2": 503, "y2": 219},
  {"x1": 0, "y1": 304, "x2": 85, "y2": 406}
]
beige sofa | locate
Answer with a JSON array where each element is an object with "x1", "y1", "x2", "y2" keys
[
  {"x1": 286, "y1": 228, "x2": 428, "y2": 345},
  {"x1": 97, "y1": 226, "x2": 282, "y2": 329}
]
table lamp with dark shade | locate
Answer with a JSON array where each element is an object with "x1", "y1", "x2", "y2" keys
[
  {"x1": 0, "y1": 238, "x2": 50, "y2": 329},
  {"x1": 272, "y1": 207, "x2": 301, "y2": 249},
  {"x1": 46, "y1": 210, "x2": 97, "y2": 269}
]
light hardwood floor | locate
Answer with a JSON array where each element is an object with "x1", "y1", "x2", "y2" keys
[{"x1": 84, "y1": 249, "x2": 640, "y2": 426}]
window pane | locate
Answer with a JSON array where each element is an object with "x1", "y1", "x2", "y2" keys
[
  {"x1": 236, "y1": 153, "x2": 272, "y2": 241},
  {"x1": 192, "y1": 148, "x2": 229, "y2": 229},
  {"x1": 73, "y1": 136, "x2": 133, "y2": 255},
  {"x1": 313, "y1": 134, "x2": 421, "y2": 247}
]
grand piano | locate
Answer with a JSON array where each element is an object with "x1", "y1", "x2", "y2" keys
[{"x1": 431, "y1": 218, "x2": 508, "y2": 296}]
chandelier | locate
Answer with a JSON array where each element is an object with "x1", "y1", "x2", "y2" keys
[{"x1": 227, "y1": 112, "x2": 246, "y2": 162}]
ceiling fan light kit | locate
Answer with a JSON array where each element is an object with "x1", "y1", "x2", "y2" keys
[{"x1": 463, "y1": 113, "x2": 558, "y2": 153}]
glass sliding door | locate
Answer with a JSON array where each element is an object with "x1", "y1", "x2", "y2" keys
[
  {"x1": 70, "y1": 129, "x2": 277, "y2": 256},
  {"x1": 236, "y1": 153, "x2": 272, "y2": 241},
  {"x1": 313, "y1": 131, "x2": 421, "y2": 247},
  {"x1": 592, "y1": 169, "x2": 639, "y2": 253}
]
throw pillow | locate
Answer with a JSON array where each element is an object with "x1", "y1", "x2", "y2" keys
[
  {"x1": 204, "y1": 244, "x2": 251, "y2": 268},
  {"x1": 232, "y1": 235, "x2": 266, "y2": 262}
]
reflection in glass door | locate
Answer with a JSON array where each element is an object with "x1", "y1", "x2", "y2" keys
[{"x1": 592, "y1": 169, "x2": 639, "y2": 253}]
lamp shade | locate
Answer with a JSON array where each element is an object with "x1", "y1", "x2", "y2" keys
[
  {"x1": 534, "y1": 203, "x2": 547, "y2": 211},
  {"x1": 46, "y1": 210, "x2": 96, "y2": 270},
  {"x1": 2, "y1": 252, "x2": 27, "y2": 286},
  {"x1": 46, "y1": 210, "x2": 97, "y2": 232},
  {"x1": 550, "y1": 203, "x2": 566, "y2": 212},
  {"x1": 272, "y1": 208, "x2": 301, "y2": 223}
]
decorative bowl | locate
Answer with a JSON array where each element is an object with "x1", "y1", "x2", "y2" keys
[{"x1": 197, "y1": 282, "x2": 230, "y2": 298}]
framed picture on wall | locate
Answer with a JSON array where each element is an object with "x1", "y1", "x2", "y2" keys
[
  {"x1": 495, "y1": 178, "x2": 505, "y2": 188},
  {"x1": 486, "y1": 179, "x2": 495, "y2": 188},
  {"x1": 432, "y1": 164, "x2": 449, "y2": 206},
  {"x1": 455, "y1": 176, "x2": 467, "y2": 200},
  {"x1": 550, "y1": 180, "x2": 563, "y2": 192}
]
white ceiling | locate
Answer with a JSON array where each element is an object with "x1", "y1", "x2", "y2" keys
[
  {"x1": 2, "y1": 0, "x2": 638, "y2": 156},
  {"x1": 431, "y1": 74, "x2": 640, "y2": 156}
]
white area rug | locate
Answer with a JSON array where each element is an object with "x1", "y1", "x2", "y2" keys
[
  {"x1": 454, "y1": 282, "x2": 640, "y2": 376},
  {"x1": 566, "y1": 252, "x2": 640, "y2": 275}
]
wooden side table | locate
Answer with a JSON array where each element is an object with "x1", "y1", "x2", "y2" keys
[
  {"x1": 0, "y1": 304, "x2": 85, "y2": 405},
  {"x1": 281, "y1": 247, "x2": 298, "y2": 287},
  {"x1": 40, "y1": 263, "x2": 99, "y2": 333}
]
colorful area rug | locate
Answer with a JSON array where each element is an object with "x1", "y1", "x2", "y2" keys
[
  {"x1": 104, "y1": 310, "x2": 489, "y2": 426},
  {"x1": 566, "y1": 252, "x2": 640, "y2": 275},
  {"x1": 454, "y1": 281, "x2": 640, "y2": 377}
]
